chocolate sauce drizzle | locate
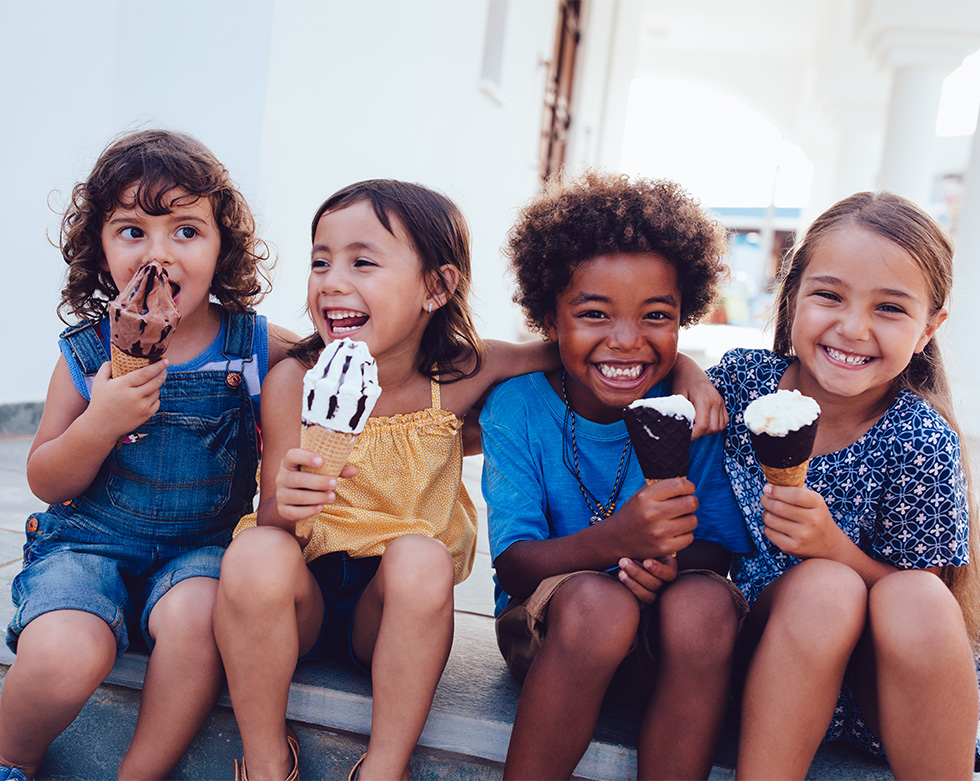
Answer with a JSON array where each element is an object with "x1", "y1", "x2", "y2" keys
[{"x1": 305, "y1": 348, "x2": 370, "y2": 430}]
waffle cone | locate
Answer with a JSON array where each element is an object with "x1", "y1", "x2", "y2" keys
[
  {"x1": 645, "y1": 474, "x2": 687, "y2": 486},
  {"x1": 761, "y1": 459, "x2": 809, "y2": 487},
  {"x1": 111, "y1": 344, "x2": 151, "y2": 377},
  {"x1": 296, "y1": 425, "x2": 358, "y2": 537}
]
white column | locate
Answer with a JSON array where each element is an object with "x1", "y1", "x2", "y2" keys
[
  {"x1": 947, "y1": 109, "x2": 980, "y2": 440},
  {"x1": 877, "y1": 65, "x2": 948, "y2": 205},
  {"x1": 835, "y1": 118, "x2": 883, "y2": 199}
]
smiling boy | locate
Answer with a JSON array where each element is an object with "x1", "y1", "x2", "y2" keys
[{"x1": 481, "y1": 171, "x2": 753, "y2": 779}]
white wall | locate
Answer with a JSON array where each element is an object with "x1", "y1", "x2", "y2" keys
[{"x1": 0, "y1": 0, "x2": 558, "y2": 405}]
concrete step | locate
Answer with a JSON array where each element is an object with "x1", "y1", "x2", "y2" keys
[
  {"x1": 0, "y1": 434, "x2": 934, "y2": 780},
  {"x1": 10, "y1": 673, "x2": 503, "y2": 780},
  {"x1": 0, "y1": 612, "x2": 655, "y2": 781},
  {"x1": 0, "y1": 612, "x2": 901, "y2": 781}
]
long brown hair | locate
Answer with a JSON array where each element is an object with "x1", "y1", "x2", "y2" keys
[
  {"x1": 59, "y1": 128, "x2": 272, "y2": 323},
  {"x1": 291, "y1": 179, "x2": 485, "y2": 381},
  {"x1": 773, "y1": 191, "x2": 980, "y2": 645}
]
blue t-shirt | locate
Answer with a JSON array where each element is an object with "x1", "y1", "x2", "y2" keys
[{"x1": 480, "y1": 372, "x2": 753, "y2": 616}]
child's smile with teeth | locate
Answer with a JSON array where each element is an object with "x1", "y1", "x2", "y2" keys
[
  {"x1": 823, "y1": 346, "x2": 872, "y2": 366},
  {"x1": 597, "y1": 363, "x2": 644, "y2": 380},
  {"x1": 326, "y1": 309, "x2": 369, "y2": 334}
]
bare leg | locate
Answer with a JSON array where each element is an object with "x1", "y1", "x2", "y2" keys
[
  {"x1": 502, "y1": 573, "x2": 640, "y2": 780},
  {"x1": 350, "y1": 535, "x2": 455, "y2": 781},
  {"x1": 856, "y1": 569, "x2": 977, "y2": 780},
  {"x1": 638, "y1": 573, "x2": 739, "y2": 780},
  {"x1": 213, "y1": 527, "x2": 324, "y2": 781},
  {"x1": 119, "y1": 577, "x2": 224, "y2": 780},
  {"x1": 0, "y1": 611, "x2": 116, "y2": 778},
  {"x1": 736, "y1": 559, "x2": 867, "y2": 780}
]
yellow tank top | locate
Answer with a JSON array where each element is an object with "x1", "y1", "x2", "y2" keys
[{"x1": 234, "y1": 379, "x2": 477, "y2": 584}]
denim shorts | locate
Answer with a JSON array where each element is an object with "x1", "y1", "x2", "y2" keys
[
  {"x1": 8, "y1": 505, "x2": 226, "y2": 655},
  {"x1": 299, "y1": 551, "x2": 382, "y2": 674}
]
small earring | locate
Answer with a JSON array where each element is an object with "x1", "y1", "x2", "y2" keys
[{"x1": 427, "y1": 302, "x2": 433, "y2": 314}]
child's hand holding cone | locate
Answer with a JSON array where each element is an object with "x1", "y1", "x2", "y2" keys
[
  {"x1": 622, "y1": 395, "x2": 697, "y2": 557},
  {"x1": 295, "y1": 339, "x2": 381, "y2": 538}
]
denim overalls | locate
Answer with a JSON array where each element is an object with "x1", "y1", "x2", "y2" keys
[{"x1": 8, "y1": 312, "x2": 261, "y2": 655}]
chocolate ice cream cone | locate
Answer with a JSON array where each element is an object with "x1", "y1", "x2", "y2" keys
[
  {"x1": 744, "y1": 390, "x2": 821, "y2": 489},
  {"x1": 111, "y1": 343, "x2": 151, "y2": 378},
  {"x1": 623, "y1": 402, "x2": 693, "y2": 482}
]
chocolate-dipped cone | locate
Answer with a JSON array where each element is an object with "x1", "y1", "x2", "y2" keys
[
  {"x1": 748, "y1": 418, "x2": 818, "y2": 469},
  {"x1": 623, "y1": 405, "x2": 692, "y2": 482},
  {"x1": 745, "y1": 390, "x2": 821, "y2": 487}
]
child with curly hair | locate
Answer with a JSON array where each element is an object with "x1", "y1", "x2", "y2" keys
[
  {"x1": 0, "y1": 129, "x2": 294, "y2": 780},
  {"x1": 214, "y1": 176, "x2": 727, "y2": 781},
  {"x1": 481, "y1": 170, "x2": 753, "y2": 779}
]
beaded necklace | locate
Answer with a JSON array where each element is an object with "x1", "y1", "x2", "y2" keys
[{"x1": 560, "y1": 371, "x2": 632, "y2": 525}]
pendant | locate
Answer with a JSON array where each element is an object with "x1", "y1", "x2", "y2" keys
[{"x1": 589, "y1": 501, "x2": 616, "y2": 524}]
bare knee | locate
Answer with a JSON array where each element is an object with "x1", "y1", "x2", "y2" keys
[
  {"x1": 767, "y1": 559, "x2": 867, "y2": 652},
  {"x1": 870, "y1": 569, "x2": 970, "y2": 664},
  {"x1": 217, "y1": 526, "x2": 306, "y2": 609},
  {"x1": 658, "y1": 574, "x2": 739, "y2": 665},
  {"x1": 377, "y1": 535, "x2": 455, "y2": 609},
  {"x1": 148, "y1": 577, "x2": 218, "y2": 647},
  {"x1": 16, "y1": 611, "x2": 116, "y2": 694},
  {"x1": 545, "y1": 575, "x2": 640, "y2": 664}
]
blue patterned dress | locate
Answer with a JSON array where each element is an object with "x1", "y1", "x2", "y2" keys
[{"x1": 708, "y1": 348, "x2": 974, "y2": 759}]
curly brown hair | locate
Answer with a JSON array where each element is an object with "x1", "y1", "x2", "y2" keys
[
  {"x1": 506, "y1": 170, "x2": 729, "y2": 333},
  {"x1": 58, "y1": 128, "x2": 272, "y2": 323}
]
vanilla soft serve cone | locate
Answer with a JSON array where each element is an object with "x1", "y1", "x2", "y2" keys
[
  {"x1": 297, "y1": 338, "x2": 381, "y2": 537},
  {"x1": 745, "y1": 389, "x2": 821, "y2": 487}
]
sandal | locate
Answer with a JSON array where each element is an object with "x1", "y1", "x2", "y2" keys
[
  {"x1": 348, "y1": 753, "x2": 366, "y2": 781},
  {"x1": 233, "y1": 725, "x2": 300, "y2": 781}
]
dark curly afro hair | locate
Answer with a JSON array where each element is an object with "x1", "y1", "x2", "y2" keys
[{"x1": 507, "y1": 170, "x2": 730, "y2": 334}]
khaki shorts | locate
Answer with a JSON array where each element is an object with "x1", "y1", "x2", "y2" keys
[{"x1": 495, "y1": 568, "x2": 748, "y2": 707}]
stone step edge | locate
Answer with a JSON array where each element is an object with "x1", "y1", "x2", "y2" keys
[{"x1": 0, "y1": 648, "x2": 638, "y2": 781}]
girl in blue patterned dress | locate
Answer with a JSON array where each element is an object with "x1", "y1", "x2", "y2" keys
[{"x1": 708, "y1": 191, "x2": 980, "y2": 778}]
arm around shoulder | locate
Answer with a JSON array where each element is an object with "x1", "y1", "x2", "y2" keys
[
  {"x1": 670, "y1": 351, "x2": 728, "y2": 437},
  {"x1": 267, "y1": 323, "x2": 300, "y2": 370},
  {"x1": 481, "y1": 338, "x2": 559, "y2": 388}
]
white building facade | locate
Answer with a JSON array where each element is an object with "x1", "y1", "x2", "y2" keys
[{"x1": 3, "y1": 0, "x2": 980, "y2": 433}]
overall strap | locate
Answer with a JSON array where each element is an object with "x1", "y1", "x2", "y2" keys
[
  {"x1": 60, "y1": 320, "x2": 109, "y2": 375},
  {"x1": 221, "y1": 310, "x2": 255, "y2": 362},
  {"x1": 430, "y1": 377, "x2": 441, "y2": 410}
]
